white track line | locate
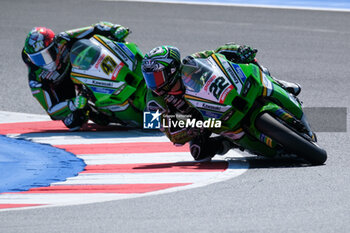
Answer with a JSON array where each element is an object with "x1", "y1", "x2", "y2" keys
[
  {"x1": 78, "y1": 152, "x2": 192, "y2": 164},
  {"x1": 0, "y1": 193, "x2": 141, "y2": 205},
  {"x1": 52, "y1": 171, "x2": 227, "y2": 185}
]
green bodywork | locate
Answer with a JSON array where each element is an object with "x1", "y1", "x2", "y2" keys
[
  {"x1": 183, "y1": 54, "x2": 306, "y2": 157},
  {"x1": 70, "y1": 35, "x2": 146, "y2": 127}
]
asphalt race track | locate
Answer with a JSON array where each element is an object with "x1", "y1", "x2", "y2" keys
[{"x1": 1, "y1": 0, "x2": 350, "y2": 232}]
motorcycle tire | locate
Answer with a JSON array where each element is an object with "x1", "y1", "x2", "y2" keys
[{"x1": 255, "y1": 112, "x2": 327, "y2": 165}]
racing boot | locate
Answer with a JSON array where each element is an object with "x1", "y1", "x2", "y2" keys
[
  {"x1": 190, "y1": 136, "x2": 236, "y2": 162},
  {"x1": 190, "y1": 142, "x2": 215, "y2": 162},
  {"x1": 217, "y1": 137, "x2": 236, "y2": 155},
  {"x1": 190, "y1": 135, "x2": 222, "y2": 162}
]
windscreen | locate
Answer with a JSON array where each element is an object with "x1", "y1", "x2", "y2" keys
[
  {"x1": 181, "y1": 57, "x2": 214, "y2": 93},
  {"x1": 70, "y1": 39, "x2": 101, "y2": 70}
]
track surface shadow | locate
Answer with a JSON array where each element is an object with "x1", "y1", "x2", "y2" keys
[{"x1": 226, "y1": 156, "x2": 323, "y2": 169}]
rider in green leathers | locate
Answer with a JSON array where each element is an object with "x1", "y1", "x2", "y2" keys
[
  {"x1": 22, "y1": 22, "x2": 129, "y2": 130},
  {"x1": 141, "y1": 43, "x2": 301, "y2": 161}
]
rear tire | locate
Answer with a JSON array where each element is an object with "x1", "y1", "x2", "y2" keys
[{"x1": 255, "y1": 113, "x2": 327, "y2": 165}]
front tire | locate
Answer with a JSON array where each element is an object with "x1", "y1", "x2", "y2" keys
[{"x1": 255, "y1": 113, "x2": 327, "y2": 165}]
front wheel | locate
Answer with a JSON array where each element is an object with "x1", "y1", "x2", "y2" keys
[{"x1": 255, "y1": 113, "x2": 327, "y2": 165}]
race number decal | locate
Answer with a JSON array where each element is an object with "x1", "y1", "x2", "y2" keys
[
  {"x1": 101, "y1": 56, "x2": 117, "y2": 75},
  {"x1": 209, "y1": 76, "x2": 230, "y2": 100}
]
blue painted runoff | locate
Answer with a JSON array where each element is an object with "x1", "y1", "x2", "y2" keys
[{"x1": 0, "y1": 135, "x2": 85, "y2": 193}]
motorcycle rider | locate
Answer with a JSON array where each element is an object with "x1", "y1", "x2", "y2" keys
[
  {"x1": 141, "y1": 43, "x2": 301, "y2": 161},
  {"x1": 22, "y1": 22, "x2": 129, "y2": 131}
]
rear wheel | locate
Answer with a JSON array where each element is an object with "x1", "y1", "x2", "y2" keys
[{"x1": 255, "y1": 113, "x2": 327, "y2": 165}]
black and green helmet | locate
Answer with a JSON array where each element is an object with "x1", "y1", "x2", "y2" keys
[{"x1": 141, "y1": 46, "x2": 181, "y2": 95}]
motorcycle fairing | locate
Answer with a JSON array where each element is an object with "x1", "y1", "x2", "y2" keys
[
  {"x1": 94, "y1": 35, "x2": 136, "y2": 71},
  {"x1": 71, "y1": 37, "x2": 125, "y2": 82}
]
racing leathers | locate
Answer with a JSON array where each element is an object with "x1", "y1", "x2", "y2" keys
[
  {"x1": 22, "y1": 22, "x2": 129, "y2": 130},
  {"x1": 146, "y1": 43, "x2": 258, "y2": 161}
]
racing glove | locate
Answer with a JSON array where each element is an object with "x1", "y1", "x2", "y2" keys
[
  {"x1": 237, "y1": 45, "x2": 258, "y2": 63},
  {"x1": 54, "y1": 32, "x2": 70, "y2": 48},
  {"x1": 113, "y1": 26, "x2": 130, "y2": 41},
  {"x1": 95, "y1": 22, "x2": 130, "y2": 42}
]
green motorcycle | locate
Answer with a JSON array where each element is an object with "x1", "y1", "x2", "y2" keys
[
  {"x1": 69, "y1": 35, "x2": 146, "y2": 127},
  {"x1": 182, "y1": 54, "x2": 327, "y2": 165}
]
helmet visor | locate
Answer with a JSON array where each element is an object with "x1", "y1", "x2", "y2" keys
[
  {"x1": 28, "y1": 42, "x2": 57, "y2": 69},
  {"x1": 143, "y1": 70, "x2": 167, "y2": 93}
]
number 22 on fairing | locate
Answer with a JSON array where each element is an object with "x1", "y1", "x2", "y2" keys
[{"x1": 209, "y1": 77, "x2": 229, "y2": 99}]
